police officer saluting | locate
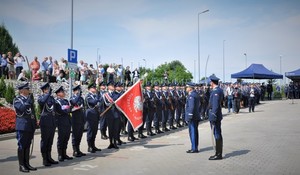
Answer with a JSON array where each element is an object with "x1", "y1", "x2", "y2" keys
[
  {"x1": 70, "y1": 85, "x2": 86, "y2": 157},
  {"x1": 208, "y1": 75, "x2": 224, "y2": 160},
  {"x1": 54, "y1": 86, "x2": 73, "y2": 161},
  {"x1": 14, "y1": 82, "x2": 37, "y2": 172},
  {"x1": 185, "y1": 82, "x2": 200, "y2": 153},
  {"x1": 38, "y1": 83, "x2": 58, "y2": 166}
]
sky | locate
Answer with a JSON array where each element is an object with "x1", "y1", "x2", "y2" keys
[{"x1": 1, "y1": 0, "x2": 300, "y2": 83}]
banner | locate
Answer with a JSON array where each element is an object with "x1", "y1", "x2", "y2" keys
[{"x1": 115, "y1": 80, "x2": 143, "y2": 131}]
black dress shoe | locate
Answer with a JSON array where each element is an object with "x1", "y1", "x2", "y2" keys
[
  {"x1": 113, "y1": 144, "x2": 119, "y2": 149},
  {"x1": 101, "y1": 135, "x2": 108, "y2": 140},
  {"x1": 163, "y1": 128, "x2": 170, "y2": 132},
  {"x1": 186, "y1": 150, "x2": 199, "y2": 153},
  {"x1": 155, "y1": 130, "x2": 164, "y2": 134},
  {"x1": 107, "y1": 144, "x2": 114, "y2": 149},
  {"x1": 78, "y1": 151, "x2": 86, "y2": 156},
  {"x1": 208, "y1": 155, "x2": 222, "y2": 160},
  {"x1": 147, "y1": 132, "x2": 156, "y2": 136},
  {"x1": 138, "y1": 134, "x2": 147, "y2": 139},
  {"x1": 88, "y1": 147, "x2": 96, "y2": 153},
  {"x1": 128, "y1": 137, "x2": 135, "y2": 142},
  {"x1": 170, "y1": 126, "x2": 177, "y2": 130}
]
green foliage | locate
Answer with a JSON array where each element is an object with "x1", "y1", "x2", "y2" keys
[
  {"x1": 0, "y1": 76, "x2": 6, "y2": 98},
  {"x1": 0, "y1": 23, "x2": 19, "y2": 55},
  {"x1": 273, "y1": 91, "x2": 282, "y2": 99},
  {"x1": 143, "y1": 60, "x2": 192, "y2": 84},
  {"x1": 4, "y1": 83, "x2": 15, "y2": 104}
]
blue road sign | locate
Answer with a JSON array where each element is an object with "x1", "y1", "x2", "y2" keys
[{"x1": 68, "y1": 49, "x2": 77, "y2": 69}]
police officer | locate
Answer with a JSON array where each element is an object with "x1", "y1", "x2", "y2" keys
[
  {"x1": 161, "y1": 83, "x2": 170, "y2": 132},
  {"x1": 103, "y1": 81, "x2": 120, "y2": 149},
  {"x1": 85, "y1": 83, "x2": 102, "y2": 153},
  {"x1": 70, "y1": 85, "x2": 86, "y2": 157},
  {"x1": 208, "y1": 75, "x2": 224, "y2": 160},
  {"x1": 248, "y1": 83, "x2": 257, "y2": 113},
  {"x1": 115, "y1": 82, "x2": 127, "y2": 145},
  {"x1": 153, "y1": 82, "x2": 164, "y2": 134},
  {"x1": 98, "y1": 81, "x2": 109, "y2": 140},
  {"x1": 55, "y1": 86, "x2": 73, "y2": 161},
  {"x1": 185, "y1": 82, "x2": 200, "y2": 153},
  {"x1": 175, "y1": 83, "x2": 183, "y2": 127},
  {"x1": 14, "y1": 83, "x2": 37, "y2": 172},
  {"x1": 168, "y1": 83, "x2": 177, "y2": 130},
  {"x1": 144, "y1": 82, "x2": 156, "y2": 136},
  {"x1": 38, "y1": 83, "x2": 58, "y2": 166}
]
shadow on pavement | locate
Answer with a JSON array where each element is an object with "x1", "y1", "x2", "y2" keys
[
  {"x1": 223, "y1": 149, "x2": 250, "y2": 159},
  {"x1": 199, "y1": 146, "x2": 213, "y2": 152},
  {"x1": 0, "y1": 155, "x2": 36, "y2": 163}
]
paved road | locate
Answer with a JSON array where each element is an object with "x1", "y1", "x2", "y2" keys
[{"x1": 0, "y1": 99, "x2": 300, "y2": 175}]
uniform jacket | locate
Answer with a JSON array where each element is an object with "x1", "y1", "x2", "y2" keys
[
  {"x1": 14, "y1": 95, "x2": 36, "y2": 132},
  {"x1": 208, "y1": 86, "x2": 224, "y2": 122},
  {"x1": 38, "y1": 92, "x2": 56, "y2": 127},
  {"x1": 55, "y1": 98, "x2": 71, "y2": 126},
  {"x1": 85, "y1": 92, "x2": 102, "y2": 122},
  {"x1": 185, "y1": 90, "x2": 200, "y2": 122},
  {"x1": 70, "y1": 93, "x2": 85, "y2": 124}
]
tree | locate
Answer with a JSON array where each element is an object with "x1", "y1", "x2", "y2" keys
[
  {"x1": 142, "y1": 60, "x2": 192, "y2": 84},
  {"x1": 0, "y1": 76, "x2": 6, "y2": 98},
  {"x1": 4, "y1": 83, "x2": 15, "y2": 104},
  {"x1": 0, "y1": 23, "x2": 19, "y2": 55}
]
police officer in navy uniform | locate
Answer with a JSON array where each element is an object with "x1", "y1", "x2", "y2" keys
[
  {"x1": 208, "y1": 75, "x2": 224, "y2": 160},
  {"x1": 38, "y1": 83, "x2": 58, "y2": 166},
  {"x1": 153, "y1": 82, "x2": 164, "y2": 134},
  {"x1": 54, "y1": 86, "x2": 73, "y2": 161},
  {"x1": 161, "y1": 83, "x2": 170, "y2": 132},
  {"x1": 14, "y1": 83, "x2": 37, "y2": 172},
  {"x1": 168, "y1": 83, "x2": 178, "y2": 130},
  {"x1": 185, "y1": 82, "x2": 200, "y2": 153},
  {"x1": 103, "y1": 81, "x2": 120, "y2": 149},
  {"x1": 99, "y1": 81, "x2": 109, "y2": 140},
  {"x1": 70, "y1": 85, "x2": 86, "y2": 157},
  {"x1": 114, "y1": 82, "x2": 127, "y2": 145},
  {"x1": 175, "y1": 83, "x2": 183, "y2": 128},
  {"x1": 85, "y1": 83, "x2": 102, "y2": 153},
  {"x1": 144, "y1": 82, "x2": 156, "y2": 136}
]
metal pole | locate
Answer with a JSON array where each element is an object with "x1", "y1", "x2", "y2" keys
[
  {"x1": 198, "y1": 9, "x2": 209, "y2": 83},
  {"x1": 194, "y1": 60, "x2": 196, "y2": 82},
  {"x1": 205, "y1": 55, "x2": 210, "y2": 86},
  {"x1": 69, "y1": 0, "x2": 74, "y2": 99},
  {"x1": 280, "y1": 55, "x2": 282, "y2": 86},
  {"x1": 244, "y1": 53, "x2": 247, "y2": 68},
  {"x1": 223, "y1": 40, "x2": 225, "y2": 82}
]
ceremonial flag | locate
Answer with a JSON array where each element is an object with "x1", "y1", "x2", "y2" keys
[{"x1": 115, "y1": 80, "x2": 143, "y2": 131}]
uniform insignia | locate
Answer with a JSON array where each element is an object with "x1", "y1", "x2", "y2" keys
[{"x1": 215, "y1": 94, "x2": 218, "y2": 96}]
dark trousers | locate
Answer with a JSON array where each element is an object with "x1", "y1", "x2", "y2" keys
[
  {"x1": 233, "y1": 99, "x2": 241, "y2": 113},
  {"x1": 17, "y1": 131, "x2": 34, "y2": 150},
  {"x1": 168, "y1": 109, "x2": 175, "y2": 126},
  {"x1": 249, "y1": 97, "x2": 255, "y2": 112},
  {"x1": 267, "y1": 92, "x2": 272, "y2": 100},
  {"x1": 57, "y1": 123, "x2": 71, "y2": 150},
  {"x1": 154, "y1": 109, "x2": 162, "y2": 130},
  {"x1": 211, "y1": 120, "x2": 222, "y2": 140},
  {"x1": 15, "y1": 66, "x2": 23, "y2": 78},
  {"x1": 99, "y1": 115, "x2": 107, "y2": 133},
  {"x1": 40, "y1": 126, "x2": 55, "y2": 153},
  {"x1": 138, "y1": 109, "x2": 147, "y2": 134},
  {"x1": 107, "y1": 115, "x2": 120, "y2": 143},
  {"x1": 146, "y1": 110, "x2": 154, "y2": 132},
  {"x1": 162, "y1": 109, "x2": 169, "y2": 127},
  {"x1": 188, "y1": 120, "x2": 199, "y2": 151},
  {"x1": 175, "y1": 106, "x2": 182, "y2": 123},
  {"x1": 127, "y1": 123, "x2": 134, "y2": 137}
]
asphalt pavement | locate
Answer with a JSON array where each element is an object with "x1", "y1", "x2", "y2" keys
[{"x1": 0, "y1": 99, "x2": 300, "y2": 175}]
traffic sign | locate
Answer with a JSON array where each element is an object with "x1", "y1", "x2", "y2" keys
[{"x1": 68, "y1": 49, "x2": 77, "y2": 69}]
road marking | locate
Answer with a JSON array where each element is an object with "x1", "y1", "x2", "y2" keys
[
  {"x1": 73, "y1": 164, "x2": 98, "y2": 171},
  {"x1": 129, "y1": 146, "x2": 147, "y2": 151}
]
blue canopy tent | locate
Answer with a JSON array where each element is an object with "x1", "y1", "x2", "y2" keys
[
  {"x1": 231, "y1": 64, "x2": 283, "y2": 79},
  {"x1": 285, "y1": 68, "x2": 300, "y2": 81}
]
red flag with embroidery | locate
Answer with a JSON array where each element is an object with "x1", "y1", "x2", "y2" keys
[{"x1": 115, "y1": 80, "x2": 143, "y2": 131}]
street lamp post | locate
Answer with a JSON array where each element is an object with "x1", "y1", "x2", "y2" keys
[
  {"x1": 69, "y1": 0, "x2": 74, "y2": 98},
  {"x1": 97, "y1": 48, "x2": 100, "y2": 63},
  {"x1": 198, "y1": 9, "x2": 209, "y2": 83},
  {"x1": 142, "y1": 59, "x2": 146, "y2": 68},
  {"x1": 244, "y1": 53, "x2": 247, "y2": 68},
  {"x1": 223, "y1": 40, "x2": 225, "y2": 82},
  {"x1": 205, "y1": 55, "x2": 210, "y2": 86}
]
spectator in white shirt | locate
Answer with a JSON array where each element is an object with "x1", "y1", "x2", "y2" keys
[
  {"x1": 226, "y1": 83, "x2": 234, "y2": 113},
  {"x1": 107, "y1": 64, "x2": 115, "y2": 82}
]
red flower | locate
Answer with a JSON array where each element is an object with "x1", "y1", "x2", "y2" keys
[{"x1": 0, "y1": 107, "x2": 16, "y2": 134}]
